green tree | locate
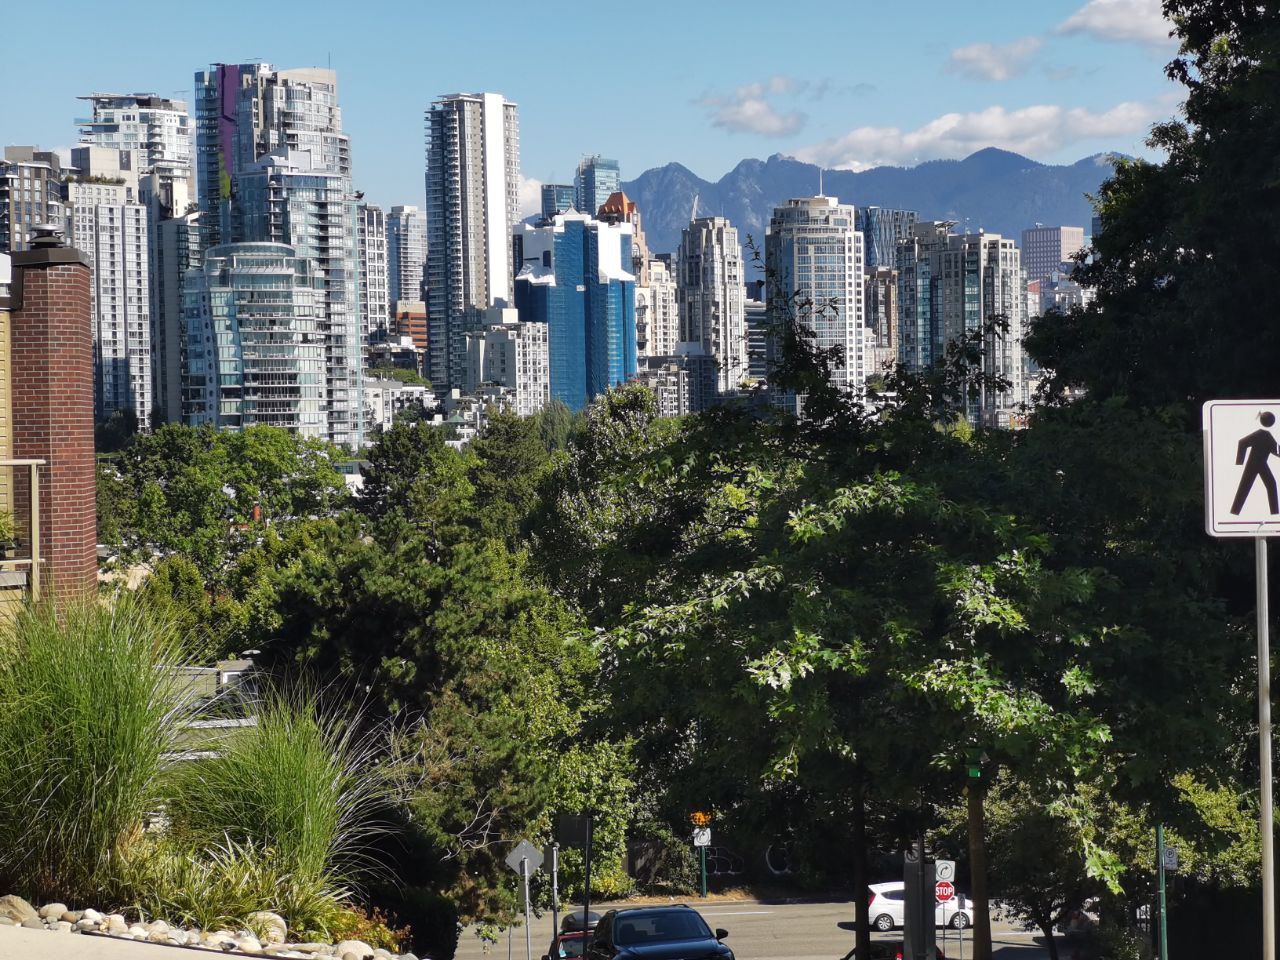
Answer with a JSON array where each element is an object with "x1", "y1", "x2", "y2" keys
[
  {"x1": 108, "y1": 424, "x2": 349, "y2": 580},
  {"x1": 467, "y1": 408, "x2": 552, "y2": 546}
]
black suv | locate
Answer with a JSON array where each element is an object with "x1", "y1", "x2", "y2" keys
[{"x1": 583, "y1": 906, "x2": 733, "y2": 960}]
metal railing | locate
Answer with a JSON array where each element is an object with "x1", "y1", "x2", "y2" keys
[{"x1": 0, "y1": 459, "x2": 47, "y2": 602}]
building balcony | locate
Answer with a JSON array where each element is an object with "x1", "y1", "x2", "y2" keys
[{"x1": 0, "y1": 459, "x2": 49, "y2": 612}]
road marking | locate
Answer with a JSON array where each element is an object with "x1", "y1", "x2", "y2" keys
[{"x1": 697, "y1": 910, "x2": 776, "y2": 916}]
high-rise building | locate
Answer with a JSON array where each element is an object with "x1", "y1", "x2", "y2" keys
[
  {"x1": 514, "y1": 211, "x2": 636, "y2": 411},
  {"x1": 864, "y1": 266, "x2": 899, "y2": 379},
  {"x1": 461, "y1": 305, "x2": 550, "y2": 418},
  {"x1": 897, "y1": 222, "x2": 1027, "y2": 427},
  {"x1": 677, "y1": 217, "x2": 747, "y2": 395},
  {"x1": 765, "y1": 196, "x2": 866, "y2": 405},
  {"x1": 745, "y1": 298, "x2": 769, "y2": 383},
  {"x1": 1020, "y1": 225, "x2": 1086, "y2": 284},
  {"x1": 424, "y1": 92, "x2": 520, "y2": 392},
  {"x1": 76, "y1": 93, "x2": 192, "y2": 202},
  {"x1": 357, "y1": 204, "x2": 389, "y2": 339},
  {"x1": 66, "y1": 159, "x2": 153, "y2": 428},
  {"x1": 195, "y1": 64, "x2": 350, "y2": 250},
  {"x1": 79, "y1": 93, "x2": 195, "y2": 426},
  {"x1": 541, "y1": 184, "x2": 575, "y2": 220},
  {"x1": 574, "y1": 156, "x2": 620, "y2": 218},
  {"x1": 195, "y1": 64, "x2": 362, "y2": 447},
  {"x1": 856, "y1": 207, "x2": 918, "y2": 272},
  {"x1": 234, "y1": 149, "x2": 362, "y2": 448},
  {"x1": 597, "y1": 191, "x2": 650, "y2": 284},
  {"x1": 184, "y1": 243, "x2": 325, "y2": 437},
  {"x1": 0, "y1": 148, "x2": 65, "y2": 254},
  {"x1": 636, "y1": 256, "x2": 679, "y2": 358},
  {"x1": 150, "y1": 206, "x2": 200, "y2": 424},
  {"x1": 386, "y1": 205, "x2": 427, "y2": 306}
]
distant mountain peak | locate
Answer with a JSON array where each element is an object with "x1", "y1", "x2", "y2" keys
[{"x1": 623, "y1": 149, "x2": 1117, "y2": 254}]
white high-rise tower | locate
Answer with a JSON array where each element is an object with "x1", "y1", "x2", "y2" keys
[
  {"x1": 677, "y1": 217, "x2": 747, "y2": 394},
  {"x1": 424, "y1": 92, "x2": 520, "y2": 391},
  {"x1": 765, "y1": 196, "x2": 865, "y2": 407}
]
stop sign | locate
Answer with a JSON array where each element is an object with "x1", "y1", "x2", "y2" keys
[{"x1": 935, "y1": 880, "x2": 956, "y2": 903}]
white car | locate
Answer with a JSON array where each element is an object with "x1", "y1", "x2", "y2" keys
[{"x1": 867, "y1": 881, "x2": 973, "y2": 931}]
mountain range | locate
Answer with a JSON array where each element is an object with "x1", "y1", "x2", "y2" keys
[{"x1": 620, "y1": 148, "x2": 1121, "y2": 256}]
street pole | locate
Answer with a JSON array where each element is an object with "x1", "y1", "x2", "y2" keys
[
  {"x1": 1156, "y1": 824, "x2": 1168, "y2": 960},
  {"x1": 1259, "y1": 536, "x2": 1275, "y2": 960},
  {"x1": 700, "y1": 845, "x2": 707, "y2": 898},
  {"x1": 522, "y1": 857, "x2": 532, "y2": 960},
  {"x1": 582, "y1": 815, "x2": 593, "y2": 942},
  {"x1": 551, "y1": 843, "x2": 560, "y2": 942}
]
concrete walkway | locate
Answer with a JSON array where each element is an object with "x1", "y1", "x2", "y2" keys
[{"x1": 0, "y1": 927, "x2": 206, "y2": 959}]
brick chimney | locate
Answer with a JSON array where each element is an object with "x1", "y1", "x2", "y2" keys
[{"x1": 8, "y1": 225, "x2": 98, "y2": 597}]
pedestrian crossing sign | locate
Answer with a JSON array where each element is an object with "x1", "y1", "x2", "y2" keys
[{"x1": 1203, "y1": 400, "x2": 1280, "y2": 537}]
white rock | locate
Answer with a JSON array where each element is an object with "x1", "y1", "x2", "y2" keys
[
  {"x1": 335, "y1": 940, "x2": 374, "y2": 959},
  {"x1": 250, "y1": 910, "x2": 288, "y2": 944},
  {"x1": 73, "y1": 918, "x2": 95, "y2": 931},
  {"x1": 20, "y1": 917, "x2": 44, "y2": 930},
  {"x1": 82, "y1": 908, "x2": 104, "y2": 923},
  {"x1": 0, "y1": 895, "x2": 37, "y2": 923},
  {"x1": 237, "y1": 935, "x2": 264, "y2": 954},
  {"x1": 128, "y1": 924, "x2": 148, "y2": 938},
  {"x1": 55, "y1": 921, "x2": 72, "y2": 933},
  {"x1": 105, "y1": 914, "x2": 128, "y2": 934},
  {"x1": 38, "y1": 902, "x2": 68, "y2": 920},
  {"x1": 149, "y1": 919, "x2": 169, "y2": 934},
  {"x1": 169, "y1": 929, "x2": 189, "y2": 945}
]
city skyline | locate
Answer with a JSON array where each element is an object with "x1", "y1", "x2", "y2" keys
[{"x1": 1, "y1": 0, "x2": 1178, "y2": 214}]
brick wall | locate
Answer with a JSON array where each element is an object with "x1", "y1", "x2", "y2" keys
[{"x1": 10, "y1": 250, "x2": 98, "y2": 597}]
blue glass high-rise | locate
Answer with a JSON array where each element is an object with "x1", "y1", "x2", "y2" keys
[{"x1": 514, "y1": 213, "x2": 637, "y2": 411}]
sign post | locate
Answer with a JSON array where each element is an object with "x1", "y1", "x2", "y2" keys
[
  {"x1": 1203, "y1": 399, "x2": 1280, "y2": 960},
  {"x1": 550, "y1": 842, "x2": 560, "y2": 942},
  {"x1": 692, "y1": 812, "x2": 712, "y2": 898},
  {"x1": 505, "y1": 840, "x2": 544, "y2": 960},
  {"x1": 1156, "y1": 824, "x2": 1168, "y2": 960}
]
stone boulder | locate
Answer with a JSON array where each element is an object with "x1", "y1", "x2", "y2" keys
[
  {"x1": 335, "y1": 940, "x2": 375, "y2": 959},
  {"x1": 250, "y1": 910, "x2": 288, "y2": 944},
  {"x1": 38, "y1": 902, "x2": 68, "y2": 920},
  {"x1": 0, "y1": 895, "x2": 37, "y2": 923}
]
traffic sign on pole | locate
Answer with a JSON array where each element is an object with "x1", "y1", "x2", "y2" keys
[
  {"x1": 1204, "y1": 399, "x2": 1277, "y2": 960},
  {"x1": 505, "y1": 839, "x2": 544, "y2": 875},
  {"x1": 935, "y1": 880, "x2": 956, "y2": 903},
  {"x1": 935, "y1": 859, "x2": 956, "y2": 882},
  {"x1": 693, "y1": 828, "x2": 711, "y2": 847},
  {"x1": 1202, "y1": 400, "x2": 1280, "y2": 536}
]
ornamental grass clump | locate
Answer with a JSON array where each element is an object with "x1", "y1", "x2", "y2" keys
[
  {"x1": 0, "y1": 599, "x2": 194, "y2": 902},
  {"x1": 166, "y1": 686, "x2": 389, "y2": 888},
  {"x1": 116, "y1": 837, "x2": 350, "y2": 937}
]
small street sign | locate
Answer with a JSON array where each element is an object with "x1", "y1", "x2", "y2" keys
[
  {"x1": 1163, "y1": 846, "x2": 1180, "y2": 872},
  {"x1": 505, "y1": 839, "x2": 544, "y2": 875},
  {"x1": 935, "y1": 880, "x2": 956, "y2": 903},
  {"x1": 1202, "y1": 400, "x2": 1280, "y2": 536},
  {"x1": 555, "y1": 813, "x2": 591, "y2": 848},
  {"x1": 691, "y1": 810, "x2": 712, "y2": 828},
  {"x1": 935, "y1": 859, "x2": 956, "y2": 882},
  {"x1": 692, "y1": 827, "x2": 711, "y2": 847}
]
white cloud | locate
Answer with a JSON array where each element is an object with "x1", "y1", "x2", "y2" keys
[
  {"x1": 702, "y1": 75, "x2": 807, "y2": 137},
  {"x1": 1057, "y1": 0, "x2": 1174, "y2": 47},
  {"x1": 794, "y1": 96, "x2": 1174, "y2": 170},
  {"x1": 518, "y1": 176, "x2": 543, "y2": 218},
  {"x1": 947, "y1": 37, "x2": 1044, "y2": 81}
]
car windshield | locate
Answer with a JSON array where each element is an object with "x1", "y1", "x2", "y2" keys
[
  {"x1": 557, "y1": 936, "x2": 585, "y2": 957},
  {"x1": 613, "y1": 911, "x2": 713, "y2": 945}
]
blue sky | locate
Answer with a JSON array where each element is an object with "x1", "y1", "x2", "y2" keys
[{"x1": 0, "y1": 0, "x2": 1180, "y2": 211}]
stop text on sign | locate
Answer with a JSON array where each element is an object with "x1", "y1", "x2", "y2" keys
[{"x1": 935, "y1": 880, "x2": 955, "y2": 903}]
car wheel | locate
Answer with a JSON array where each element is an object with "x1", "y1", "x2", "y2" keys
[
  {"x1": 874, "y1": 914, "x2": 895, "y2": 932},
  {"x1": 950, "y1": 912, "x2": 970, "y2": 929}
]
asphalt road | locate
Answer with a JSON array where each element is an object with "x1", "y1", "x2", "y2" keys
[{"x1": 456, "y1": 900, "x2": 1060, "y2": 960}]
